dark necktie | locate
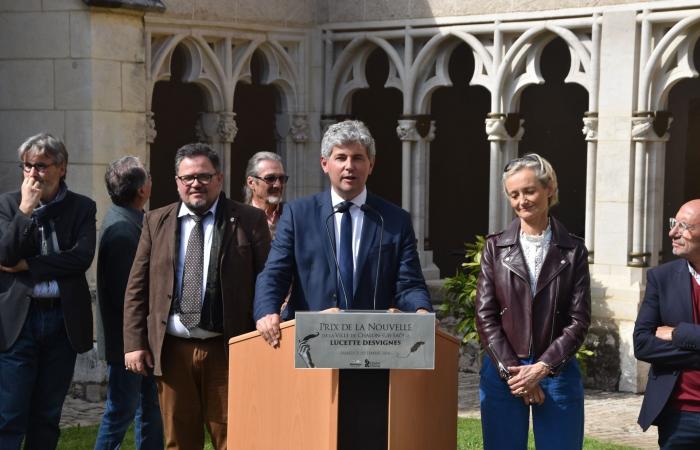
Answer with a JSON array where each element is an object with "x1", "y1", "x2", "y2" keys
[
  {"x1": 338, "y1": 201, "x2": 354, "y2": 308},
  {"x1": 180, "y1": 213, "x2": 205, "y2": 329}
]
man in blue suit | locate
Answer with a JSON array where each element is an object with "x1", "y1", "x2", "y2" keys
[
  {"x1": 254, "y1": 120, "x2": 431, "y2": 346},
  {"x1": 634, "y1": 199, "x2": 700, "y2": 448}
]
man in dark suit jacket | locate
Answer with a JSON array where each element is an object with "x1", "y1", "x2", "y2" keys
[
  {"x1": 95, "y1": 156, "x2": 162, "y2": 449},
  {"x1": 123, "y1": 143, "x2": 271, "y2": 450},
  {"x1": 254, "y1": 120, "x2": 431, "y2": 347},
  {"x1": 0, "y1": 133, "x2": 96, "y2": 449},
  {"x1": 634, "y1": 199, "x2": 700, "y2": 448}
]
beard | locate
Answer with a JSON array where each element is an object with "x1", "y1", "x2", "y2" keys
[{"x1": 266, "y1": 195, "x2": 282, "y2": 205}]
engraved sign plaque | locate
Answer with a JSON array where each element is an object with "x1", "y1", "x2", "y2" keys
[{"x1": 294, "y1": 311, "x2": 435, "y2": 369}]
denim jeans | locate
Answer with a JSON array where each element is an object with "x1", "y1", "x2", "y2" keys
[
  {"x1": 0, "y1": 304, "x2": 77, "y2": 450},
  {"x1": 94, "y1": 364, "x2": 163, "y2": 450},
  {"x1": 480, "y1": 356, "x2": 584, "y2": 450},
  {"x1": 657, "y1": 408, "x2": 700, "y2": 449}
]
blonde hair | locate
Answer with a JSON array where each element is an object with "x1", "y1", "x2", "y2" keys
[{"x1": 502, "y1": 153, "x2": 559, "y2": 207}]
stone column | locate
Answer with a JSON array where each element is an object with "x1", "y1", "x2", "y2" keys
[
  {"x1": 288, "y1": 113, "x2": 309, "y2": 199},
  {"x1": 631, "y1": 111, "x2": 672, "y2": 268},
  {"x1": 396, "y1": 117, "x2": 440, "y2": 280},
  {"x1": 485, "y1": 113, "x2": 524, "y2": 232},
  {"x1": 196, "y1": 111, "x2": 237, "y2": 198},
  {"x1": 592, "y1": 10, "x2": 644, "y2": 393},
  {"x1": 145, "y1": 111, "x2": 157, "y2": 145},
  {"x1": 582, "y1": 112, "x2": 598, "y2": 263}
]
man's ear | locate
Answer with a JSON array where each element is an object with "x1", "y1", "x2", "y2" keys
[{"x1": 320, "y1": 157, "x2": 329, "y2": 174}]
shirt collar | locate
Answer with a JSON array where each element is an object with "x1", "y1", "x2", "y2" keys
[
  {"x1": 689, "y1": 262, "x2": 700, "y2": 285},
  {"x1": 178, "y1": 197, "x2": 219, "y2": 219},
  {"x1": 330, "y1": 187, "x2": 367, "y2": 209}
]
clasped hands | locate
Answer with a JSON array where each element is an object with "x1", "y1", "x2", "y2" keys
[{"x1": 507, "y1": 362, "x2": 550, "y2": 406}]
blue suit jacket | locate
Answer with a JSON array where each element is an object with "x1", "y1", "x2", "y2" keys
[
  {"x1": 253, "y1": 191, "x2": 431, "y2": 320},
  {"x1": 633, "y1": 258, "x2": 700, "y2": 430}
]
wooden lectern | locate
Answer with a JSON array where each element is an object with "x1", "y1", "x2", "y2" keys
[{"x1": 228, "y1": 320, "x2": 460, "y2": 450}]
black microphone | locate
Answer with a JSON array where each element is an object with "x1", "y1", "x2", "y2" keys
[
  {"x1": 360, "y1": 203, "x2": 384, "y2": 310},
  {"x1": 323, "y1": 202, "x2": 353, "y2": 309}
]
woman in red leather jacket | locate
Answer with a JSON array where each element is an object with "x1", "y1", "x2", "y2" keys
[{"x1": 475, "y1": 153, "x2": 591, "y2": 450}]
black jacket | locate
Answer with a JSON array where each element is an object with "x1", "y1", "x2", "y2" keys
[
  {"x1": 97, "y1": 204, "x2": 143, "y2": 364},
  {"x1": 0, "y1": 189, "x2": 96, "y2": 353}
]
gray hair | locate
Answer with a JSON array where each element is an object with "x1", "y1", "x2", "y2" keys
[
  {"x1": 321, "y1": 120, "x2": 375, "y2": 159},
  {"x1": 18, "y1": 133, "x2": 69, "y2": 179},
  {"x1": 174, "y1": 142, "x2": 220, "y2": 174},
  {"x1": 502, "y1": 153, "x2": 559, "y2": 207},
  {"x1": 105, "y1": 156, "x2": 149, "y2": 207},
  {"x1": 243, "y1": 151, "x2": 283, "y2": 203}
]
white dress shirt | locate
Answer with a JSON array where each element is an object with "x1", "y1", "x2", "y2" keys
[
  {"x1": 330, "y1": 187, "x2": 367, "y2": 289},
  {"x1": 167, "y1": 198, "x2": 221, "y2": 339}
]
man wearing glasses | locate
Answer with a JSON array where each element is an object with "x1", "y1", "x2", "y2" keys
[
  {"x1": 123, "y1": 143, "x2": 271, "y2": 449},
  {"x1": 0, "y1": 133, "x2": 96, "y2": 449},
  {"x1": 243, "y1": 151, "x2": 288, "y2": 238},
  {"x1": 634, "y1": 199, "x2": 700, "y2": 448}
]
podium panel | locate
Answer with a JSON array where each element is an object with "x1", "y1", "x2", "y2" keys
[
  {"x1": 228, "y1": 322, "x2": 339, "y2": 450},
  {"x1": 228, "y1": 320, "x2": 459, "y2": 450}
]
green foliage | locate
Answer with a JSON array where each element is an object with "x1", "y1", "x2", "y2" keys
[
  {"x1": 440, "y1": 235, "x2": 594, "y2": 371},
  {"x1": 440, "y1": 235, "x2": 485, "y2": 345}
]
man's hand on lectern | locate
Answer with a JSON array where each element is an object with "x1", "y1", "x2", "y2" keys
[{"x1": 257, "y1": 313, "x2": 281, "y2": 347}]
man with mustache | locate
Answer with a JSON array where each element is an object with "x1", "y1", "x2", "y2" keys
[
  {"x1": 634, "y1": 199, "x2": 700, "y2": 448},
  {"x1": 0, "y1": 133, "x2": 96, "y2": 449},
  {"x1": 123, "y1": 143, "x2": 271, "y2": 449},
  {"x1": 243, "y1": 151, "x2": 288, "y2": 238}
]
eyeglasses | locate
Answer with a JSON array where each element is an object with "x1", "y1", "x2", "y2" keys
[
  {"x1": 176, "y1": 173, "x2": 217, "y2": 186},
  {"x1": 253, "y1": 174, "x2": 289, "y2": 185},
  {"x1": 503, "y1": 154, "x2": 541, "y2": 173},
  {"x1": 20, "y1": 162, "x2": 54, "y2": 174},
  {"x1": 669, "y1": 217, "x2": 697, "y2": 233}
]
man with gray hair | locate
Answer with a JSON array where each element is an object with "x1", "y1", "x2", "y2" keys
[
  {"x1": 95, "y1": 156, "x2": 163, "y2": 450},
  {"x1": 243, "y1": 151, "x2": 288, "y2": 238},
  {"x1": 0, "y1": 133, "x2": 96, "y2": 449},
  {"x1": 254, "y1": 120, "x2": 431, "y2": 347}
]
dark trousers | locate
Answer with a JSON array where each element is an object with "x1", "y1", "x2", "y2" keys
[
  {"x1": 94, "y1": 363, "x2": 163, "y2": 450},
  {"x1": 0, "y1": 304, "x2": 76, "y2": 450},
  {"x1": 479, "y1": 356, "x2": 584, "y2": 450},
  {"x1": 657, "y1": 408, "x2": 700, "y2": 449},
  {"x1": 158, "y1": 334, "x2": 228, "y2": 450}
]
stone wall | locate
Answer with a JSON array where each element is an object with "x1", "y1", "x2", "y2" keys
[
  {"x1": 157, "y1": 0, "x2": 316, "y2": 26},
  {"x1": 321, "y1": 0, "x2": 654, "y2": 23},
  {"x1": 0, "y1": 1, "x2": 151, "y2": 288}
]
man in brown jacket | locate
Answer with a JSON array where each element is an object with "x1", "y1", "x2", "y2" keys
[{"x1": 123, "y1": 143, "x2": 271, "y2": 450}]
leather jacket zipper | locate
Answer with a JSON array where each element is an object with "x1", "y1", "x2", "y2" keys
[{"x1": 488, "y1": 342, "x2": 512, "y2": 380}]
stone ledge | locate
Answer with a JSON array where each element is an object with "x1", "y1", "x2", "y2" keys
[{"x1": 83, "y1": 0, "x2": 165, "y2": 11}]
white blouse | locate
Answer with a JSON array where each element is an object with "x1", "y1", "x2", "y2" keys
[{"x1": 519, "y1": 223, "x2": 552, "y2": 297}]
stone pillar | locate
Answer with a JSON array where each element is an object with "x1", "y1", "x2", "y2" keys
[
  {"x1": 485, "y1": 113, "x2": 524, "y2": 232},
  {"x1": 582, "y1": 112, "x2": 598, "y2": 263},
  {"x1": 288, "y1": 113, "x2": 309, "y2": 200},
  {"x1": 631, "y1": 111, "x2": 672, "y2": 268},
  {"x1": 592, "y1": 10, "x2": 644, "y2": 393},
  {"x1": 396, "y1": 117, "x2": 440, "y2": 280},
  {"x1": 145, "y1": 111, "x2": 157, "y2": 144},
  {"x1": 196, "y1": 111, "x2": 237, "y2": 198}
]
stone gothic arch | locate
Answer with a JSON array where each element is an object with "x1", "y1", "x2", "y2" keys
[
  {"x1": 144, "y1": 23, "x2": 308, "y2": 199},
  {"x1": 326, "y1": 36, "x2": 404, "y2": 114},
  {"x1": 630, "y1": 12, "x2": 700, "y2": 267},
  {"x1": 410, "y1": 31, "x2": 494, "y2": 114}
]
